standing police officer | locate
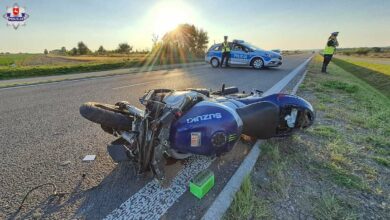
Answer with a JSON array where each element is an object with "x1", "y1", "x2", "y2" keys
[
  {"x1": 322, "y1": 32, "x2": 339, "y2": 73},
  {"x1": 221, "y1": 36, "x2": 231, "y2": 68}
]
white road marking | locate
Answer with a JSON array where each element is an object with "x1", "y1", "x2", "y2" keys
[
  {"x1": 111, "y1": 81, "x2": 157, "y2": 90},
  {"x1": 105, "y1": 156, "x2": 213, "y2": 220},
  {"x1": 105, "y1": 55, "x2": 313, "y2": 220},
  {"x1": 291, "y1": 70, "x2": 308, "y2": 95},
  {"x1": 263, "y1": 56, "x2": 313, "y2": 96}
]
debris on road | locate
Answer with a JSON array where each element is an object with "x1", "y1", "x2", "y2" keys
[
  {"x1": 82, "y1": 155, "x2": 96, "y2": 162},
  {"x1": 60, "y1": 160, "x2": 71, "y2": 166},
  {"x1": 190, "y1": 169, "x2": 215, "y2": 199}
]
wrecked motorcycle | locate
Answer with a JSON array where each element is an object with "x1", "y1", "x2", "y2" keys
[{"x1": 80, "y1": 85, "x2": 314, "y2": 180}]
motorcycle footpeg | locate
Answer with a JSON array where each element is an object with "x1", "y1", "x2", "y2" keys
[{"x1": 107, "y1": 138, "x2": 131, "y2": 162}]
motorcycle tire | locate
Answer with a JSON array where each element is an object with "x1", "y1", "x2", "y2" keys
[{"x1": 80, "y1": 102, "x2": 133, "y2": 131}]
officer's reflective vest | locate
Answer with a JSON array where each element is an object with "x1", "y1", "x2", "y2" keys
[
  {"x1": 323, "y1": 39, "x2": 337, "y2": 55},
  {"x1": 323, "y1": 45, "x2": 335, "y2": 55},
  {"x1": 222, "y1": 42, "x2": 230, "y2": 52}
]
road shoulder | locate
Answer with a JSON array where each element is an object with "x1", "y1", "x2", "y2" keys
[{"x1": 225, "y1": 55, "x2": 390, "y2": 219}]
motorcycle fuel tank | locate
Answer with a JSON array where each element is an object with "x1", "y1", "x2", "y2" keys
[{"x1": 170, "y1": 101, "x2": 243, "y2": 156}]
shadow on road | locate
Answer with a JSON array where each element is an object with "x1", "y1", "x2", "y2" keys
[
  {"x1": 10, "y1": 161, "x2": 153, "y2": 219},
  {"x1": 73, "y1": 161, "x2": 152, "y2": 219}
]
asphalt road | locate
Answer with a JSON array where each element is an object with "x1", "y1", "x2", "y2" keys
[{"x1": 0, "y1": 53, "x2": 311, "y2": 219}]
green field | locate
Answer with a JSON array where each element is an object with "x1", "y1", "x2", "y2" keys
[
  {"x1": 336, "y1": 56, "x2": 390, "y2": 76},
  {"x1": 0, "y1": 53, "x2": 201, "y2": 80},
  {"x1": 0, "y1": 54, "x2": 39, "y2": 66},
  {"x1": 332, "y1": 56, "x2": 390, "y2": 97}
]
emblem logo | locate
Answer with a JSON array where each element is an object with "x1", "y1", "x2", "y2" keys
[
  {"x1": 186, "y1": 113, "x2": 222, "y2": 124},
  {"x1": 3, "y1": 3, "x2": 29, "y2": 29}
]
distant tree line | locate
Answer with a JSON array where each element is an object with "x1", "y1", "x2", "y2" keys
[
  {"x1": 42, "y1": 23, "x2": 209, "y2": 61},
  {"x1": 44, "y1": 42, "x2": 147, "y2": 56},
  {"x1": 338, "y1": 47, "x2": 390, "y2": 56}
]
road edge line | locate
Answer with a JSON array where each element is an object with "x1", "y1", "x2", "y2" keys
[
  {"x1": 202, "y1": 55, "x2": 313, "y2": 220},
  {"x1": 262, "y1": 56, "x2": 312, "y2": 96},
  {"x1": 291, "y1": 70, "x2": 308, "y2": 95}
]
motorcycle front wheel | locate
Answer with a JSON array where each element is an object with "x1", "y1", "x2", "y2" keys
[{"x1": 79, "y1": 102, "x2": 133, "y2": 131}]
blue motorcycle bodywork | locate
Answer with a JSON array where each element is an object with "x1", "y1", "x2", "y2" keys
[
  {"x1": 238, "y1": 93, "x2": 314, "y2": 113},
  {"x1": 170, "y1": 101, "x2": 242, "y2": 156},
  {"x1": 169, "y1": 93, "x2": 314, "y2": 156}
]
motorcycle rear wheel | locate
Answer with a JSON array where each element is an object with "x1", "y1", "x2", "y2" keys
[{"x1": 80, "y1": 102, "x2": 133, "y2": 131}]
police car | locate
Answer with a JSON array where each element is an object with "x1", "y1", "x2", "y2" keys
[{"x1": 205, "y1": 40, "x2": 282, "y2": 69}]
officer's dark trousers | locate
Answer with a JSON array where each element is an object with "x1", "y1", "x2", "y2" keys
[
  {"x1": 221, "y1": 52, "x2": 230, "y2": 67},
  {"x1": 322, "y1": 54, "x2": 333, "y2": 72}
]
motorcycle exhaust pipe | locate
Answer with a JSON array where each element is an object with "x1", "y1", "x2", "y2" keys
[{"x1": 167, "y1": 149, "x2": 192, "y2": 159}]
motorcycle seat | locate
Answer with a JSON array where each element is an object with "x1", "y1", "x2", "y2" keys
[{"x1": 236, "y1": 101, "x2": 279, "y2": 139}]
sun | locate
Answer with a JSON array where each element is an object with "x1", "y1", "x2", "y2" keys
[{"x1": 150, "y1": 1, "x2": 193, "y2": 37}]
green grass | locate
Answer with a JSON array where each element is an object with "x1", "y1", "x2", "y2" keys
[
  {"x1": 302, "y1": 55, "x2": 389, "y2": 187},
  {"x1": 372, "y1": 156, "x2": 390, "y2": 167},
  {"x1": 322, "y1": 80, "x2": 359, "y2": 93},
  {"x1": 365, "y1": 136, "x2": 390, "y2": 149},
  {"x1": 0, "y1": 54, "x2": 38, "y2": 66},
  {"x1": 338, "y1": 58, "x2": 390, "y2": 76},
  {"x1": 227, "y1": 54, "x2": 389, "y2": 218},
  {"x1": 310, "y1": 125, "x2": 339, "y2": 138},
  {"x1": 332, "y1": 57, "x2": 390, "y2": 97},
  {"x1": 325, "y1": 163, "x2": 367, "y2": 190},
  {"x1": 261, "y1": 142, "x2": 290, "y2": 196},
  {"x1": 0, "y1": 61, "x2": 145, "y2": 80},
  {"x1": 312, "y1": 193, "x2": 356, "y2": 220},
  {"x1": 0, "y1": 53, "x2": 203, "y2": 80},
  {"x1": 224, "y1": 176, "x2": 270, "y2": 220}
]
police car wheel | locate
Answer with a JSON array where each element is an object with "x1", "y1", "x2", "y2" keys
[
  {"x1": 252, "y1": 58, "x2": 264, "y2": 69},
  {"x1": 211, "y1": 58, "x2": 219, "y2": 68}
]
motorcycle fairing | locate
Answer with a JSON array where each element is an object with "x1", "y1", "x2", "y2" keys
[
  {"x1": 236, "y1": 101, "x2": 279, "y2": 139},
  {"x1": 237, "y1": 93, "x2": 315, "y2": 130},
  {"x1": 170, "y1": 101, "x2": 243, "y2": 156}
]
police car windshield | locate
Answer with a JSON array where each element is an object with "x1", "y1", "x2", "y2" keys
[{"x1": 242, "y1": 43, "x2": 263, "y2": 51}]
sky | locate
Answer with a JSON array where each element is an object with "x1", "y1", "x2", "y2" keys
[{"x1": 0, "y1": 0, "x2": 389, "y2": 53}]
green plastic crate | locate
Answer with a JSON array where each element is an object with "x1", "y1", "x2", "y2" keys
[{"x1": 190, "y1": 169, "x2": 215, "y2": 199}]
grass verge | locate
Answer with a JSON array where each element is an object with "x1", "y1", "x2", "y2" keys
[
  {"x1": 332, "y1": 57, "x2": 390, "y2": 97},
  {"x1": 224, "y1": 176, "x2": 270, "y2": 220},
  {"x1": 0, "y1": 57, "x2": 202, "y2": 80},
  {"x1": 226, "y1": 54, "x2": 390, "y2": 219}
]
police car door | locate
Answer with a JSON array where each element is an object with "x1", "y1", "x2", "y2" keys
[{"x1": 231, "y1": 44, "x2": 250, "y2": 65}]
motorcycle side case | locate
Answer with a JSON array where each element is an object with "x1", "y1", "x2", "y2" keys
[{"x1": 170, "y1": 101, "x2": 242, "y2": 156}]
